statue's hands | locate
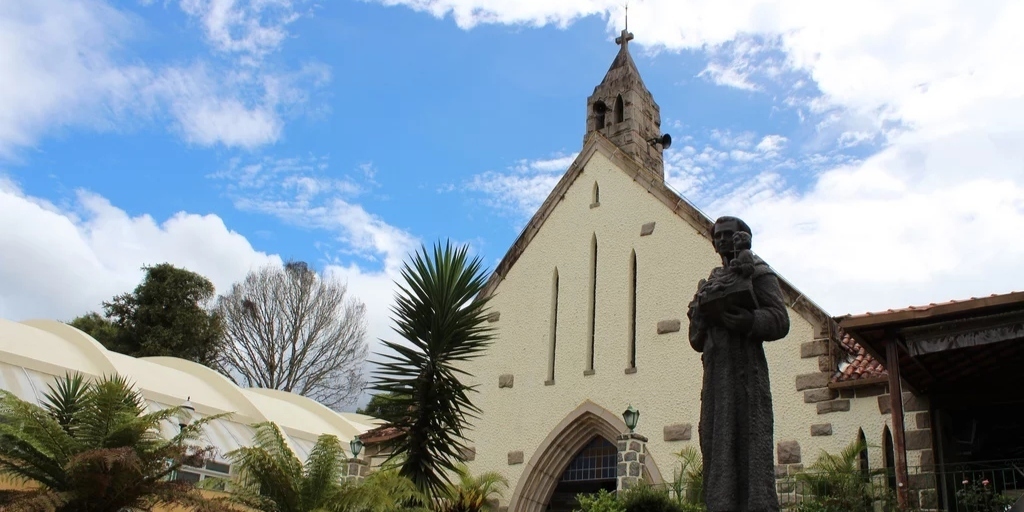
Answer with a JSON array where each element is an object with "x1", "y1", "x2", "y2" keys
[{"x1": 720, "y1": 307, "x2": 754, "y2": 334}]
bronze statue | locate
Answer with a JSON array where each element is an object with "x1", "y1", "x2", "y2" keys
[{"x1": 688, "y1": 216, "x2": 790, "y2": 512}]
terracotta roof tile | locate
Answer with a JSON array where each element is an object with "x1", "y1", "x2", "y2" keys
[
  {"x1": 839, "y1": 291, "x2": 1023, "y2": 321},
  {"x1": 358, "y1": 424, "x2": 405, "y2": 445},
  {"x1": 833, "y1": 332, "x2": 887, "y2": 383}
]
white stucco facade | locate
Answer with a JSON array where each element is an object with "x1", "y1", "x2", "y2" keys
[{"x1": 460, "y1": 139, "x2": 902, "y2": 511}]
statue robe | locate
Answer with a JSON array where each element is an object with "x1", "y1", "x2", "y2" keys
[{"x1": 688, "y1": 258, "x2": 790, "y2": 512}]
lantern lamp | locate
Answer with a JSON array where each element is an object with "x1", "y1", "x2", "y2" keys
[
  {"x1": 622, "y1": 404, "x2": 640, "y2": 433},
  {"x1": 350, "y1": 436, "x2": 363, "y2": 458}
]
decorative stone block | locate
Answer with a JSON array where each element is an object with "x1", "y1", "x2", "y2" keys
[
  {"x1": 816, "y1": 399, "x2": 851, "y2": 414},
  {"x1": 800, "y1": 340, "x2": 829, "y2": 358},
  {"x1": 583, "y1": 369, "x2": 596, "y2": 376},
  {"x1": 795, "y1": 372, "x2": 830, "y2": 391},
  {"x1": 777, "y1": 441, "x2": 801, "y2": 464},
  {"x1": 920, "y1": 489, "x2": 938, "y2": 509},
  {"x1": 804, "y1": 388, "x2": 838, "y2": 403},
  {"x1": 507, "y1": 451, "x2": 523, "y2": 465},
  {"x1": 916, "y1": 412, "x2": 931, "y2": 429},
  {"x1": 906, "y1": 429, "x2": 933, "y2": 451},
  {"x1": 903, "y1": 392, "x2": 929, "y2": 412},
  {"x1": 657, "y1": 319, "x2": 681, "y2": 334},
  {"x1": 616, "y1": 432, "x2": 648, "y2": 492},
  {"x1": 818, "y1": 355, "x2": 833, "y2": 372},
  {"x1": 590, "y1": 201, "x2": 600, "y2": 209},
  {"x1": 810, "y1": 423, "x2": 833, "y2": 436},
  {"x1": 855, "y1": 385, "x2": 886, "y2": 398},
  {"x1": 663, "y1": 423, "x2": 692, "y2": 442},
  {"x1": 640, "y1": 222, "x2": 656, "y2": 236},
  {"x1": 459, "y1": 446, "x2": 476, "y2": 462},
  {"x1": 920, "y1": 448, "x2": 935, "y2": 465},
  {"x1": 878, "y1": 395, "x2": 891, "y2": 414},
  {"x1": 544, "y1": 379, "x2": 554, "y2": 386},
  {"x1": 498, "y1": 374, "x2": 514, "y2": 388},
  {"x1": 908, "y1": 473, "x2": 936, "y2": 490},
  {"x1": 486, "y1": 311, "x2": 500, "y2": 322}
]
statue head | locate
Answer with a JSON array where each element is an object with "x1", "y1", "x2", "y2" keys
[
  {"x1": 732, "y1": 231, "x2": 752, "y2": 252},
  {"x1": 712, "y1": 216, "x2": 752, "y2": 261}
]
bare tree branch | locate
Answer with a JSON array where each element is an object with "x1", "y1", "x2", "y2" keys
[{"x1": 216, "y1": 262, "x2": 369, "y2": 410}]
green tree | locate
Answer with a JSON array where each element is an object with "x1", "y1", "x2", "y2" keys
[
  {"x1": 69, "y1": 263, "x2": 225, "y2": 367},
  {"x1": 0, "y1": 373, "x2": 228, "y2": 511},
  {"x1": 357, "y1": 391, "x2": 410, "y2": 420},
  {"x1": 67, "y1": 311, "x2": 119, "y2": 348},
  {"x1": 370, "y1": 241, "x2": 496, "y2": 497},
  {"x1": 224, "y1": 421, "x2": 423, "y2": 512}
]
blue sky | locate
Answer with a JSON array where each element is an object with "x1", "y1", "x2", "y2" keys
[{"x1": 3, "y1": 0, "x2": 1024, "y2": 407}]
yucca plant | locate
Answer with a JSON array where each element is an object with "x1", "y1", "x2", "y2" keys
[
  {"x1": 436, "y1": 464, "x2": 508, "y2": 512},
  {"x1": 370, "y1": 240, "x2": 496, "y2": 497},
  {"x1": 670, "y1": 446, "x2": 704, "y2": 510},
  {"x1": 794, "y1": 438, "x2": 880, "y2": 512},
  {"x1": 0, "y1": 372, "x2": 228, "y2": 512}
]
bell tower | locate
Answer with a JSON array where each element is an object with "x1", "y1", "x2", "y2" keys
[{"x1": 586, "y1": 28, "x2": 668, "y2": 179}]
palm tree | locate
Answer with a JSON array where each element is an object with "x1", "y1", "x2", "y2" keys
[
  {"x1": 437, "y1": 464, "x2": 508, "y2": 512},
  {"x1": 0, "y1": 372, "x2": 228, "y2": 511},
  {"x1": 370, "y1": 241, "x2": 496, "y2": 497},
  {"x1": 224, "y1": 421, "x2": 423, "y2": 512}
]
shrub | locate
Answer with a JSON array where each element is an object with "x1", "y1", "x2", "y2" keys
[
  {"x1": 575, "y1": 489, "x2": 625, "y2": 512},
  {"x1": 619, "y1": 483, "x2": 684, "y2": 512}
]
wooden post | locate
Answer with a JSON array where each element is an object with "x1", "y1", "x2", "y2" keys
[{"x1": 887, "y1": 340, "x2": 910, "y2": 508}]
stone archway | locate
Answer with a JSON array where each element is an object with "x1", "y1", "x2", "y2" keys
[{"x1": 508, "y1": 400, "x2": 664, "y2": 512}]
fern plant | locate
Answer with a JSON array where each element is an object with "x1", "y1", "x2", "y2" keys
[{"x1": 0, "y1": 372, "x2": 227, "y2": 511}]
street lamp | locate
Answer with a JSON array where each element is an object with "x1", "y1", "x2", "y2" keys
[
  {"x1": 622, "y1": 405, "x2": 639, "y2": 433},
  {"x1": 350, "y1": 436, "x2": 363, "y2": 459},
  {"x1": 178, "y1": 397, "x2": 195, "y2": 432}
]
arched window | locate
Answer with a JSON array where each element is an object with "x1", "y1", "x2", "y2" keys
[
  {"x1": 615, "y1": 94, "x2": 624, "y2": 123},
  {"x1": 592, "y1": 182, "x2": 600, "y2": 206},
  {"x1": 586, "y1": 235, "x2": 598, "y2": 373},
  {"x1": 547, "y1": 268, "x2": 559, "y2": 384},
  {"x1": 883, "y1": 425, "x2": 897, "y2": 490},
  {"x1": 628, "y1": 250, "x2": 637, "y2": 370},
  {"x1": 593, "y1": 101, "x2": 607, "y2": 130}
]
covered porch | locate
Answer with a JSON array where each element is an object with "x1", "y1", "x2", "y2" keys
[{"x1": 837, "y1": 291, "x2": 1024, "y2": 511}]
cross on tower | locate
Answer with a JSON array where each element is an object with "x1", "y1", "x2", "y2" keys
[
  {"x1": 615, "y1": 28, "x2": 634, "y2": 48},
  {"x1": 615, "y1": 2, "x2": 634, "y2": 48}
]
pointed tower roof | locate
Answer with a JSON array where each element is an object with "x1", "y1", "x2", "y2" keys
[
  {"x1": 601, "y1": 29, "x2": 647, "y2": 90},
  {"x1": 585, "y1": 28, "x2": 666, "y2": 179}
]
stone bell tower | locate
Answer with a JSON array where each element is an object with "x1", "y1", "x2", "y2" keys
[{"x1": 586, "y1": 28, "x2": 667, "y2": 179}]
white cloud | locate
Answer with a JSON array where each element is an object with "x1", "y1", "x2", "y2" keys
[
  {"x1": 179, "y1": 0, "x2": 299, "y2": 61},
  {"x1": 0, "y1": 178, "x2": 281, "y2": 322},
  {"x1": 0, "y1": 0, "x2": 320, "y2": 155},
  {"x1": 394, "y1": 0, "x2": 1024, "y2": 314},
  {"x1": 464, "y1": 152, "x2": 578, "y2": 226}
]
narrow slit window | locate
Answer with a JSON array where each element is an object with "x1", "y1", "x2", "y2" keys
[
  {"x1": 587, "y1": 234, "x2": 597, "y2": 372},
  {"x1": 548, "y1": 268, "x2": 559, "y2": 383},
  {"x1": 858, "y1": 429, "x2": 869, "y2": 477},
  {"x1": 615, "y1": 95, "x2": 624, "y2": 123},
  {"x1": 592, "y1": 182, "x2": 600, "y2": 206},
  {"x1": 629, "y1": 250, "x2": 637, "y2": 369}
]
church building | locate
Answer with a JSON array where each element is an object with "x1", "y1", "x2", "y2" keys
[{"x1": 451, "y1": 28, "x2": 926, "y2": 512}]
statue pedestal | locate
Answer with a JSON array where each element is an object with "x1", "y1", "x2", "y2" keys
[{"x1": 616, "y1": 432, "x2": 648, "y2": 492}]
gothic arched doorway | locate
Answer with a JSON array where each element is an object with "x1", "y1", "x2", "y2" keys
[
  {"x1": 547, "y1": 437, "x2": 618, "y2": 512},
  {"x1": 507, "y1": 400, "x2": 664, "y2": 512}
]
